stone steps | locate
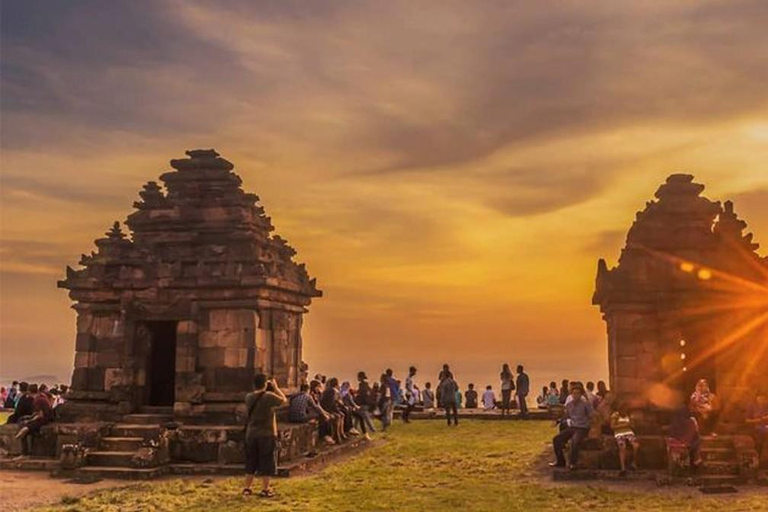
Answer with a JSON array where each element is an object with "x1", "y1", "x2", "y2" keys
[
  {"x1": 86, "y1": 451, "x2": 140, "y2": 468},
  {"x1": 111, "y1": 424, "x2": 163, "y2": 439},
  {"x1": 0, "y1": 456, "x2": 60, "y2": 472},
  {"x1": 701, "y1": 447, "x2": 736, "y2": 462},
  {"x1": 100, "y1": 436, "x2": 145, "y2": 452},
  {"x1": 698, "y1": 461, "x2": 740, "y2": 476},
  {"x1": 76, "y1": 465, "x2": 168, "y2": 480},
  {"x1": 121, "y1": 414, "x2": 174, "y2": 425}
]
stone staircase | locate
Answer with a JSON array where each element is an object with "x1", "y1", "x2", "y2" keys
[
  {"x1": 75, "y1": 410, "x2": 173, "y2": 480},
  {"x1": 695, "y1": 436, "x2": 742, "y2": 486}
]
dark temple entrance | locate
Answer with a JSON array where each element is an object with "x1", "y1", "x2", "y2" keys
[{"x1": 145, "y1": 321, "x2": 178, "y2": 406}]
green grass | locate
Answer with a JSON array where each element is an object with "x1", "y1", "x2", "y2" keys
[{"x1": 43, "y1": 421, "x2": 767, "y2": 512}]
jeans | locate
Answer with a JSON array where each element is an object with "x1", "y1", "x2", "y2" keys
[
  {"x1": 553, "y1": 427, "x2": 589, "y2": 466},
  {"x1": 379, "y1": 399, "x2": 392, "y2": 430},
  {"x1": 445, "y1": 402, "x2": 459, "y2": 425},
  {"x1": 517, "y1": 394, "x2": 528, "y2": 417},
  {"x1": 402, "y1": 403, "x2": 415, "y2": 423}
]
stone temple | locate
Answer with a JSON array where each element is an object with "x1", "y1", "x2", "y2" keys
[
  {"x1": 593, "y1": 174, "x2": 768, "y2": 427},
  {"x1": 58, "y1": 149, "x2": 322, "y2": 423}
]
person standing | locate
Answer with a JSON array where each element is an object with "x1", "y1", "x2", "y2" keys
[
  {"x1": 439, "y1": 375, "x2": 459, "y2": 426},
  {"x1": 550, "y1": 385, "x2": 593, "y2": 470},
  {"x1": 403, "y1": 366, "x2": 418, "y2": 423},
  {"x1": 242, "y1": 374, "x2": 287, "y2": 498},
  {"x1": 516, "y1": 365, "x2": 530, "y2": 419},
  {"x1": 378, "y1": 373, "x2": 393, "y2": 430},
  {"x1": 500, "y1": 364, "x2": 515, "y2": 417}
]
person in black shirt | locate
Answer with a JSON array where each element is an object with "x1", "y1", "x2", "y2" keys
[
  {"x1": 465, "y1": 383, "x2": 479, "y2": 409},
  {"x1": 7, "y1": 381, "x2": 33, "y2": 424}
]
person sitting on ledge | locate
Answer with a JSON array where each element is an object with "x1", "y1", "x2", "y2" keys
[
  {"x1": 550, "y1": 383, "x2": 593, "y2": 470},
  {"x1": 14, "y1": 383, "x2": 53, "y2": 457},
  {"x1": 341, "y1": 381, "x2": 373, "y2": 440},
  {"x1": 482, "y1": 385, "x2": 496, "y2": 411},
  {"x1": 689, "y1": 378, "x2": 719, "y2": 437},
  {"x1": 422, "y1": 382, "x2": 435, "y2": 410},
  {"x1": 559, "y1": 379, "x2": 570, "y2": 405},
  {"x1": 6, "y1": 381, "x2": 32, "y2": 425},
  {"x1": 537, "y1": 386, "x2": 550, "y2": 410},
  {"x1": 464, "y1": 383, "x2": 478, "y2": 409},
  {"x1": 610, "y1": 402, "x2": 640, "y2": 476},
  {"x1": 596, "y1": 380, "x2": 609, "y2": 400},
  {"x1": 746, "y1": 391, "x2": 768, "y2": 459},
  {"x1": 669, "y1": 401, "x2": 703, "y2": 471},
  {"x1": 288, "y1": 384, "x2": 335, "y2": 445},
  {"x1": 321, "y1": 378, "x2": 358, "y2": 442},
  {"x1": 243, "y1": 374, "x2": 287, "y2": 498},
  {"x1": 309, "y1": 380, "x2": 337, "y2": 445}
]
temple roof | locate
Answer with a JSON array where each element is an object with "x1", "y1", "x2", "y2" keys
[{"x1": 59, "y1": 149, "x2": 321, "y2": 307}]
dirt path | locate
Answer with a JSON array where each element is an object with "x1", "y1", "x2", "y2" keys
[{"x1": 0, "y1": 470, "x2": 129, "y2": 511}]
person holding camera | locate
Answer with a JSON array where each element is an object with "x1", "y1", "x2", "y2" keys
[{"x1": 243, "y1": 374, "x2": 287, "y2": 498}]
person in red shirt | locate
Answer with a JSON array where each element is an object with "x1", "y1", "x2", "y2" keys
[{"x1": 14, "y1": 383, "x2": 54, "y2": 455}]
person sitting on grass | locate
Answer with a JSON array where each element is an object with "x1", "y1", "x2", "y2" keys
[
  {"x1": 243, "y1": 374, "x2": 287, "y2": 498},
  {"x1": 482, "y1": 385, "x2": 496, "y2": 410},
  {"x1": 610, "y1": 402, "x2": 640, "y2": 476},
  {"x1": 440, "y1": 375, "x2": 459, "y2": 426},
  {"x1": 550, "y1": 384, "x2": 593, "y2": 470},
  {"x1": 465, "y1": 383, "x2": 478, "y2": 409},
  {"x1": 422, "y1": 382, "x2": 435, "y2": 410}
]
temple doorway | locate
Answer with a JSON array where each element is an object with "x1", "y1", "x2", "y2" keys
[{"x1": 144, "y1": 321, "x2": 177, "y2": 406}]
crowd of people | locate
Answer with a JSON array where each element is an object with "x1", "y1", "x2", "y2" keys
[
  {"x1": 1, "y1": 381, "x2": 68, "y2": 456},
  {"x1": 286, "y1": 363, "x2": 533, "y2": 437},
  {"x1": 547, "y1": 377, "x2": 768, "y2": 476}
]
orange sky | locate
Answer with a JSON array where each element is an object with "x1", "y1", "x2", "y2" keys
[{"x1": 1, "y1": 2, "x2": 767, "y2": 391}]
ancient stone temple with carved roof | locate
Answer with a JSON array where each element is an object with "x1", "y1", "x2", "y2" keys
[
  {"x1": 58, "y1": 149, "x2": 321, "y2": 422},
  {"x1": 593, "y1": 174, "x2": 768, "y2": 427}
]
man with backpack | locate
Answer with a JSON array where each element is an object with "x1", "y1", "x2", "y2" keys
[{"x1": 243, "y1": 374, "x2": 287, "y2": 498}]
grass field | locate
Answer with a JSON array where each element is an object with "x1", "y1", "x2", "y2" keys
[{"x1": 42, "y1": 421, "x2": 767, "y2": 512}]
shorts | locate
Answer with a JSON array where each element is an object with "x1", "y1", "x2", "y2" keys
[
  {"x1": 245, "y1": 436, "x2": 278, "y2": 476},
  {"x1": 614, "y1": 432, "x2": 636, "y2": 447}
]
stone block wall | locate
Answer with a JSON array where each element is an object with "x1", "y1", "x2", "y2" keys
[
  {"x1": 198, "y1": 309, "x2": 258, "y2": 393},
  {"x1": 71, "y1": 311, "x2": 127, "y2": 397}
]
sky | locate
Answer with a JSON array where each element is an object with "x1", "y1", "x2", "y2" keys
[{"x1": 1, "y1": 1, "x2": 767, "y2": 392}]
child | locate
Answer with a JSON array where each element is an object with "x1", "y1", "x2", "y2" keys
[
  {"x1": 482, "y1": 385, "x2": 496, "y2": 410},
  {"x1": 465, "y1": 384, "x2": 478, "y2": 409},
  {"x1": 422, "y1": 382, "x2": 435, "y2": 409},
  {"x1": 610, "y1": 404, "x2": 640, "y2": 476}
]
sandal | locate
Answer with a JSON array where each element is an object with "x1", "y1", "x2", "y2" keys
[
  {"x1": 242, "y1": 488, "x2": 253, "y2": 496},
  {"x1": 259, "y1": 489, "x2": 275, "y2": 498}
]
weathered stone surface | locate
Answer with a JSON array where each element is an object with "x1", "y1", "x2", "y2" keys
[
  {"x1": 57, "y1": 149, "x2": 322, "y2": 421},
  {"x1": 594, "y1": 175, "x2": 768, "y2": 433}
]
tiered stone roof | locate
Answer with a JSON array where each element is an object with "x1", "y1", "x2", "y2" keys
[{"x1": 59, "y1": 149, "x2": 321, "y2": 307}]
